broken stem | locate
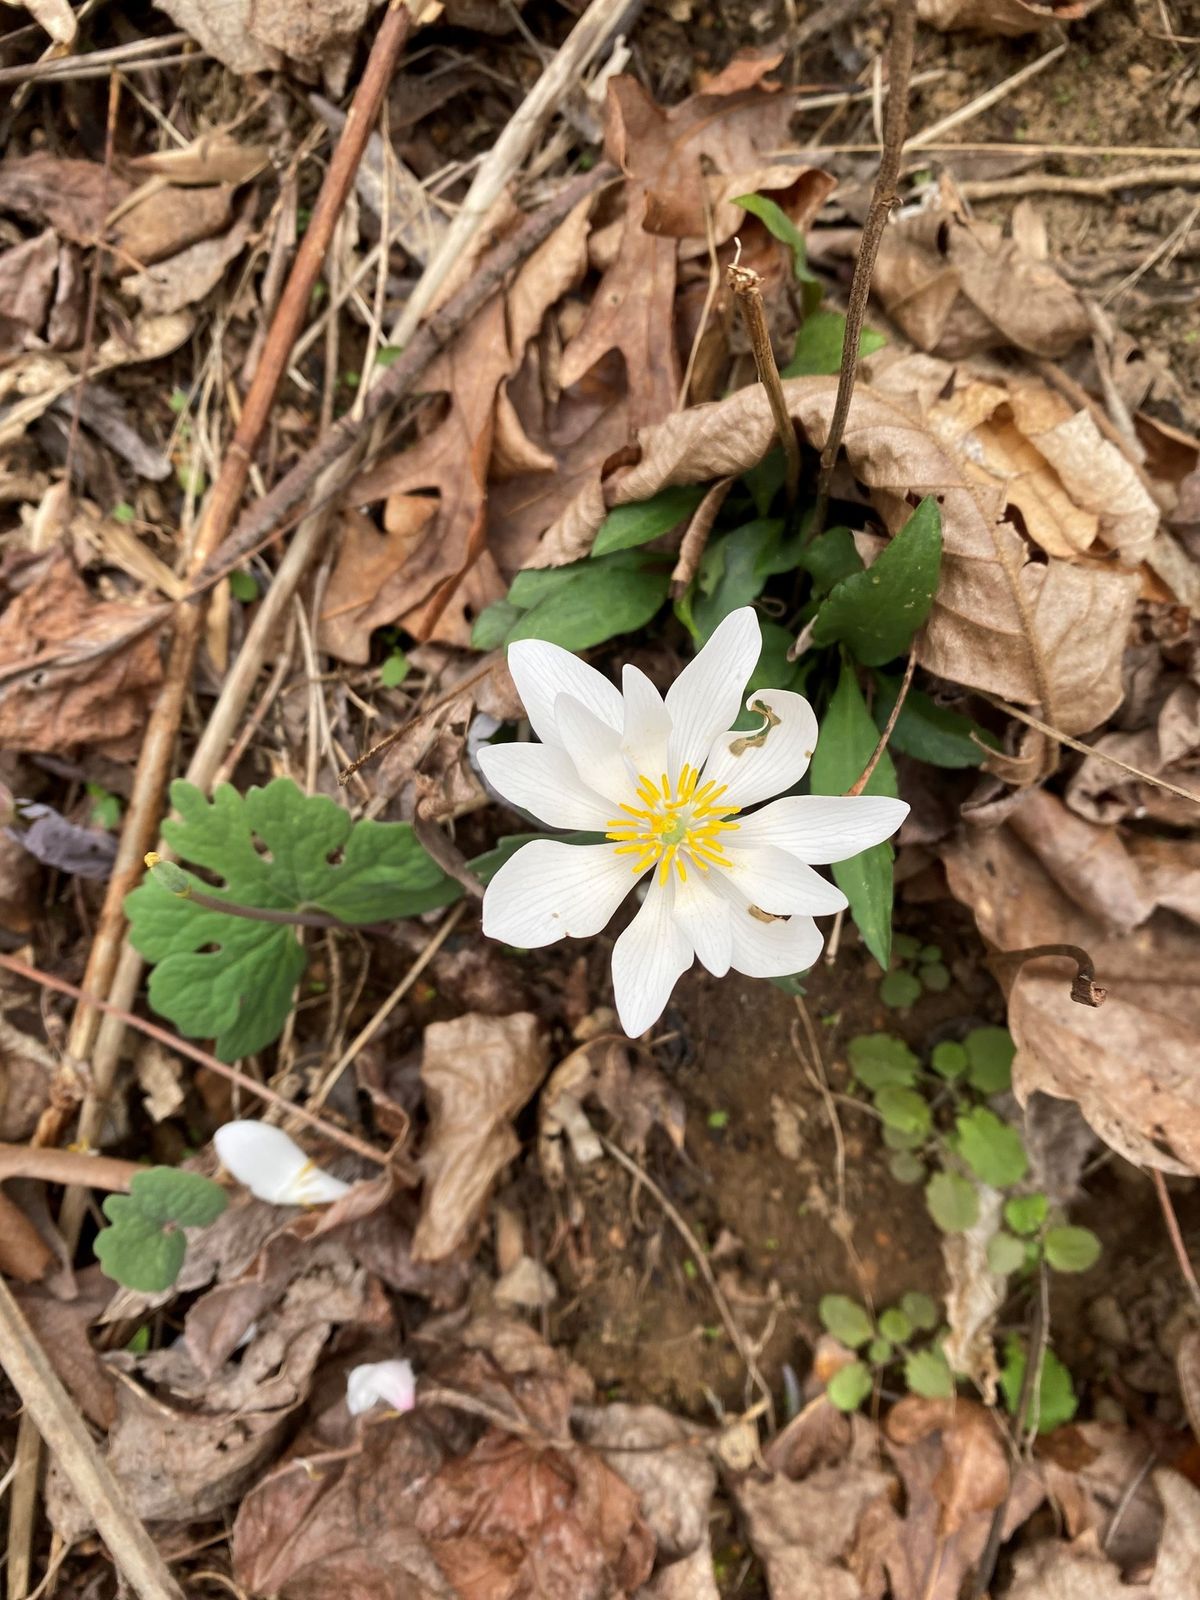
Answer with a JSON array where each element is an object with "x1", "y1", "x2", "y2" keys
[
  {"x1": 845, "y1": 649, "x2": 916, "y2": 796},
  {"x1": 729, "y1": 259, "x2": 800, "y2": 506},
  {"x1": 0, "y1": 1145, "x2": 138, "y2": 1192},
  {"x1": 812, "y1": 0, "x2": 917, "y2": 535},
  {"x1": 987, "y1": 943, "x2": 1107, "y2": 1007}
]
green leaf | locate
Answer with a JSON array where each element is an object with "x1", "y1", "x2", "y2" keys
[
  {"x1": 380, "y1": 651, "x2": 410, "y2": 687},
  {"x1": 228, "y1": 569, "x2": 258, "y2": 602},
  {"x1": 95, "y1": 1208, "x2": 187, "y2": 1293},
  {"x1": 808, "y1": 662, "x2": 897, "y2": 969},
  {"x1": 126, "y1": 1167, "x2": 227, "y2": 1227},
  {"x1": 471, "y1": 599, "x2": 524, "y2": 651},
  {"x1": 920, "y1": 962, "x2": 951, "y2": 993},
  {"x1": 892, "y1": 934, "x2": 921, "y2": 960},
  {"x1": 1003, "y1": 1193, "x2": 1048, "y2": 1236},
  {"x1": 818, "y1": 1293, "x2": 874, "y2": 1349},
  {"x1": 888, "y1": 1150, "x2": 926, "y2": 1185},
  {"x1": 782, "y1": 308, "x2": 886, "y2": 378},
  {"x1": 879, "y1": 1307, "x2": 912, "y2": 1345},
  {"x1": 955, "y1": 1108, "x2": 1028, "y2": 1188},
  {"x1": 828, "y1": 1360, "x2": 873, "y2": 1411},
  {"x1": 847, "y1": 1032, "x2": 920, "y2": 1089},
  {"x1": 111, "y1": 500, "x2": 136, "y2": 524},
  {"x1": 880, "y1": 969, "x2": 921, "y2": 1009},
  {"x1": 688, "y1": 520, "x2": 784, "y2": 641},
  {"x1": 874, "y1": 1086, "x2": 932, "y2": 1140},
  {"x1": 506, "y1": 558, "x2": 669, "y2": 652},
  {"x1": 987, "y1": 1231, "x2": 1027, "y2": 1276},
  {"x1": 900, "y1": 1291, "x2": 938, "y2": 1331},
  {"x1": 868, "y1": 1336, "x2": 893, "y2": 1364},
  {"x1": 126, "y1": 778, "x2": 460, "y2": 1059},
  {"x1": 1043, "y1": 1225, "x2": 1102, "y2": 1273},
  {"x1": 810, "y1": 498, "x2": 942, "y2": 666},
  {"x1": 904, "y1": 1348, "x2": 955, "y2": 1400},
  {"x1": 592, "y1": 485, "x2": 706, "y2": 557},
  {"x1": 733, "y1": 192, "x2": 819, "y2": 297},
  {"x1": 931, "y1": 1041, "x2": 968, "y2": 1081},
  {"x1": 798, "y1": 527, "x2": 863, "y2": 596},
  {"x1": 883, "y1": 1123, "x2": 925, "y2": 1152},
  {"x1": 925, "y1": 1171, "x2": 979, "y2": 1234},
  {"x1": 1000, "y1": 1339, "x2": 1078, "y2": 1435},
  {"x1": 964, "y1": 1027, "x2": 1016, "y2": 1094},
  {"x1": 872, "y1": 676, "x2": 995, "y2": 768}
]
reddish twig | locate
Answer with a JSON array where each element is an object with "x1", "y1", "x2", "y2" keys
[
  {"x1": 986, "y1": 943, "x2": 1107, "y2": 1007},
  {"x1": 812, "y1": 0, "x2": 917, "y2": 536},
  {"x1": 845, "y1": 649, "x2": 916, "y2": 796},
  {"x1": 1152, "y1": 1167, "x2": 1200, "y2": 1313}
]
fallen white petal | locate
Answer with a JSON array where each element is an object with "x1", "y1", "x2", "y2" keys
[
  {"x1": 213, "y1": 1121, "x2": 351, "y2": 1206},
  {"x1": 721, "y1": 842, "x2": 848, "y2": 916},
  {"x1": 732, "y1": 794, "x2": 910, "y2": 863},
  {"x1": 477, "y1": 741, "x2": 616, "y2": 829},
  {"x1": 701, "y1": 688, "x2": 819, "y2": 809},
  {"x1": 665, "y1": 607, "x2": 761, "y2": 777},
  {"x1": 346, "y1": 1358, "x2": 416, "y2": 1416},
  {"x1": 507, "y1": 638, "x2": 623, "y2": 749},
  {"x1": 611, "y1": 874, "x2": 694, "y2": 1036},
  {"x1": 482, "y1": 840, "x2": 637, "y2": 947}
]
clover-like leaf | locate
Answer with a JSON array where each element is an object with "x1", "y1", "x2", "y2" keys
[
  {"x1": 879, "y1": 1307, "x2": 912, "y2": 1345},
  {"x1": 964, "y1": 1026, "x2": 1016, "y2": 1094},
  {"x1": 827, "y1": 1360, "x2": 873, "y2": 1412},
  {"x1": 126, "y1": 778, "x2": 461, "y2": 1059},
  {"x1": 818, "y1": 1294, "x2": 874, "y2": 1349},
  {"x1": 986, "y1": 1231, "x2": 1027, "y2": 1276},
  {"x1": 126, "y1": 1166, "x2": 228, "y2": 1228},
  {"x1": 95, "y1": 1166, "x2": 227, "y2": 1293},
  {"x1": 1003, "y1": 1193, "x2": 1048, "y2": 1236},
  {"x1": 875, "y1": 1086, "x2": 932, "y2": 1141},
  {"x1": 930, "y1": 1040, "x2": 968, "y2": 1081},
  {"x1": 880, "y1": 969, "x2": 921, "y2": 1010}
]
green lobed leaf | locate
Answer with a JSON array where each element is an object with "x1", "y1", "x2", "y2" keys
[
  {"x1": 874, "y1": 1086, "x2": 932, "y2": 1140},
  {"x1": 782, "y1": 308, "x2": 886, "y2": 378},
  {"x1": 955, "y1": 1107, "x2": 1029, "y2": 1189},
  {"x1": 818, "y1": 1293, "x2": 874, "y2": 1349},
  {"x1": 925, "y1": 1171, "x2": 980, "y2": 1234},
  {"x1": 808, "y1": 662, "x2": 898, "y2": 969},
  {"x1": 828, "y1": 1360, "x2": 873, "y2": 1412},
  {"x1": 872, "y1": 676, "x2": 996, "y2": 768},
  {"x1": 880, "y1": 969, "x2": 921, "y2": 1010},
  {"x1": 506, "y1": 559, "x2": 670, "y2": 652},
  {"x1": 879, "y1": 1307, "x2": 912, "y2": 1345},
  {"x1": 126, "y1": 778, "x2": 461, "y2": 1059},
  {"x1": 1004, "y1": 1193, "x2": 1048, "y2": 1237},
  {"x1": 987, "y1": 1231, "x2": 1028, "y2": 1276},
  {"x1": 931, "y1": 1041, "x2": 968, "y2": 1081},
  {"x1": 964, "y1": 1026, "x2": 1016, "y2": 1094},
  {"x1": 127, "y1": 1167, "x2": 227, "y2": 1228},
  {"x1": 687, "y1": 520, "x2": 785, "y2": 642},
  {"x1": 904, "y1": 1348, "x2": 955, "y2": 1400},
  {"x1": 591, "y1": 486, "x2": 706, "y2": 558},
  {"x1": 95, "y1": 1209, "x2": 187, "y2": 1293},
  {"x1": 1043, "y1": 1225, "x2": 1102, "y2": 1273},
  {"x1": 810, "y1": 498, "x2": 942, "y2": 666},
  {"x1": 847, "y1": 1032, "x2": 920, "y2": 1089},
  {"x1": 1000, "y1": 1339, "x2": 1078, "y2": 1435},
  {"x1": 900, "y1": 1291, "x2": 939, "y2": 1331}
]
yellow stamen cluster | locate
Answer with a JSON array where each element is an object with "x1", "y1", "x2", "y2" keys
[{"x1": 606, "y1": 765, "x2": 740, "y2": 884}]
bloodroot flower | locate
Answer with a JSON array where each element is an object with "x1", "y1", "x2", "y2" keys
[{"x1": 479, "y1": 608, "x2": 908, "y2": 1037}]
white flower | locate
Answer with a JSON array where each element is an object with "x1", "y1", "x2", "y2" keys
[
  {"x1": 346, "y1": 1358, "x2": 416, "y2": 1416},
  {"x1": 479, "y1": 607, "x2": 908, "y2": 1037},
  {"x1": 213, "y1": 1121, "x2": 352, "y2": 1206}
]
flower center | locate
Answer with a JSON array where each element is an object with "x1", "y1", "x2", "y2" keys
[{"x1": 605, "y1": 765, "x2": 740, "y2": 884}]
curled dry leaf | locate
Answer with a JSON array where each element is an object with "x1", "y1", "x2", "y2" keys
[
  {"x1": 0, "y1": 231, "x2": 60, "y2": 356},
  {"x1": 917, "y1": 0, "x2": 1105, "y2": 34},
  {"x1": 1039, "y1": 1421, "x2": 1164, "y2": 1572},
  {"x1": 537, "y1": 374, "x2": 1137, "y2": 736},
  {"x1": 0, "y1": 550, "x2": 162, "y2": 758},
  {"x1": 0, "y1": 154, "x2": 131, "y2": 245},
  {"x1": 121, "y1": 203, "x2": 254, "y2": 316},
  {"x1": 129, "y1": 131, "x2": 269, "y2": 186},
  {"x1": 733, "y1": 1459, "x2": 893, "y2": 1599},
  {"x1": 872, "y1": 203, "x2": 1089, "y2": 359},
  {"x1": 414, "y1": 1012, "x2": 549, "y2": 1262}
]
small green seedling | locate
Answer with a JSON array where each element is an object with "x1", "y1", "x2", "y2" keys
[
  {"x1": 96, "y1": 1167, "x2": 227, "y2": 1292},
  {"x1": 818, "y1": 1290, "x2": 954, "y2": 1411}
]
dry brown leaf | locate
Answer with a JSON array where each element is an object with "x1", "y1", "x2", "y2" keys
[
  {"x1": 734, "y1": 1462, "x2": 893, "y2": 1599},
  {"x1": 574, "y1": 1404, "x2": 715, "y2": 1562},
  {"x1": 0, "y1": 231, "x2": 59, "y2": 356},
  {"x1": 129, "y1": 131, "x2": 269, "y2": 186},
  {"x1": 537, "y1": 374, "x2": 1137, "y2": 737},
  {"x1": 0, "y1": 154, "x2": 131, "y2": 245},
  {"x1": 153, "y1": 0, "x2": 279, "y2": 73},
  {"x1": 121, "y1": 203, "x2": 253, "y2": 315},
  {"x1": 1067, "y1": 676, "x2": 1200, "y2": 829},
  {"x1": 319, "y1": 501, "x2": 437, "y2": 664},
  {"x1": 14, "y1": 1269, "x2": 116, "y2": 1429},
  {"x1": 7, "y1": 0, "x2": 78, "y2": 43},
  {"x1": 0, "y1": 550, "x2": 162, "y2": 757},
  {"x1": 113, "y1": 182, "x2": 234, "y2": 267},
  {"x1": 940, "y1": 1187, "x2": 1004, "y2": 1398},
  {"x1": 872, "y1": 205, "x2": 1089, "y2": 358},
  {"x1": 1039, "y1": 1422, "x2": 1164, "y2": 1572},
  {"x1": 917, "y1": 0, "x2": 1105, "y2": 34},
  {"x1": 413, "y1": 1012, "x2": 549, "y2": 1262}
]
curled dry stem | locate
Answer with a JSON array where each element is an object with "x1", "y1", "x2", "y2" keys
[{"x1": 987, "y1": 943, "x2": 1107, "y2": 1007}]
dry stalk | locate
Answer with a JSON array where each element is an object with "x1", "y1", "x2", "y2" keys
[
  {"x1": 812, "y1": 0, "x2": 917, "y2": 536},
  {"x1": 671, "y1": 479, "x2": 733, "y2": 597},
  {"x1": 728, "y1": 259, "x2": 800, "y2": 506},
  {"x1": 986, "y1": 943, "x2": 1107, "y2": 1008},
  {"x1": 845, "y1": 649, "x2": 916, "y2": 796}
]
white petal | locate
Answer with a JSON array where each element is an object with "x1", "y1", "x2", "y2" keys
[
  {"x1": 719, "y1": 843, "x2": 848, "y2": 915},
  {"x1": 611, "y1": 875, "x2": 694, "y2": 1036},
  {"x1": 214, "y1": 1121, "x2": 351, "y2": 1207},
  {"x1": 665, "y1": 607, "x2": 761, "y2": 776},
  {"x1": 347, "y1": 1359, "x2": 415, "y2": 1417},
  {"x1": 482, "y1": 840, "x2": 637, "y2": 947},
  {"x1": 620, "y1": 664, "x2": 672, "y2": 781},
  {"x1": 701, "y1": 689, "x2": 819, "y2": 809},
  {"x1": 673, "y1": 868, "x2": 732, "y2": 977},
  {"x1": 477, "y1": 742, "x2": 616, "y2": 829},
  {"x1": 554, "y1": 693, "x2": 637, "y2": 809},
  {"x1": 507, "y1": 639, "x2": 623, "y2": 749},
  {"x1": 732, "y1": 795, "x2": 909, "y2": 863},
  {"x1": 708, "y1": 876, "x2": 826, "y2": 979}
]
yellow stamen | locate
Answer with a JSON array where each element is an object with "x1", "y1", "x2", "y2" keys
[{"x1": 606, "y1": 765, "x2": 741, "y2": 883}]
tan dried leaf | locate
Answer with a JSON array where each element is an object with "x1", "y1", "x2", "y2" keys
[
  {"x1": 917, "y1": 0, "x2": 1104, "y2": 35},
  {"x1": 319, "y1": 501, "x2": 437, "y2": 664},
  {"x1": 153, "y1": 0, "x2": 279, "y2": 73},
  {"x1": 0, "y1": 231, "x2": 59, "y2": 355},
  {"x1": 6, "y1": 0, "x2": 78, "y2": 44},
  {"x1": 0, "y1": 154, "x2": 131, "y2": 245},
  {"x1": 574, "y1": 1403, "x2": 715, "y2": 1562},
  {"x1": 121, "y1": 204, "x2": 253, "y2": 315},
  {"x1": 113, "y1": 182, "x2": 234, "y2": 267},
  {"x1": 413, "y1": 1012, "x2": 549, "y2": 1261},
  {"x1": 734, "y1": 1462, "x2": 892, "y2": 1599},
  {"x1": 129, "y1": 131, "x2": 269, "y2": 185}
]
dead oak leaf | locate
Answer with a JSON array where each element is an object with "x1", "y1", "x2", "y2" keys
[{"x1": 0, "y1": 154, "x2": 131, "y2": 245}]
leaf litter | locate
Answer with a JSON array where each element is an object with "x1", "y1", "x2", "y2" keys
[{"x1": 1, "y1": 5, "x2": 1200, "y2": 1600}]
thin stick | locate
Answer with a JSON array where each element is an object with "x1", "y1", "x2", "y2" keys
[
  {"x1": 0, "y1": 954, "x2": 388, "y2": 1168},
  {"x1": 959, "y1": 163, "x2": 1200, "y2": 202},
  {"x1": 728, "y1": 257, "x2": 800, "y2": 506},
  {"x1": 0, "y1": 1145, "x2": 138, "y2": 1191},
  {"x1": 0, "y1": 31, "x2": 195, "y2": 85},
  {"x1": 812, "y1": 0, "x2": 916, "y2": 536},
  {"x1": 846, "y1": 650, "x2": 915, "y2": 796},
  {"x1": 599, "y1": 1133, "x2": 775, "y2": 1430},
  {"x1": 1152, "y1": 1168, "x2": 1200, "y2": 1313},
  {"x1": 986, "y1": 943, "x2": 1107, "y2": 1007},
  {"x1": 907, "y1": 43, "x2": 1067, "y2": 150},
  {"x1": 671, "y1": 479, "x2": 732, "y2": 596},
  {"x1": 0, "y1": 1275, "x2": 185, "y2": 1600}
]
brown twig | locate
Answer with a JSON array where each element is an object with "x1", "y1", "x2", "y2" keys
[
  {"x1": 671, "y1": 479, "x2": 733, "y2": 597},
  {"x1": 728, "y1": 259, "x2": 800, "y2": 506},
  {"x1": 812, "y1": 0, "x2": 917, "y2": 536},
  {"x1": 845, "y1": 650, "x2": 916, "y2": 796},
  {"x1": 1151, "y1": 1168, "x2": 1200, "y2": 1313},
  {"x1": 0, "y1": 1145, "x2": 139, "y2": 1191},
  {"x1": 959, "y1": 162, "x2": 1200, "y2": 202},
  {"x1": 986, "y1": 943, "x2": 1107, "y2": 1007},
  {"x1": 0, "y1": 954, "x2": 389, "y2": 1168},
  {"x1": 187, "y1": 162, "x2": 615, "y2": 601}
]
